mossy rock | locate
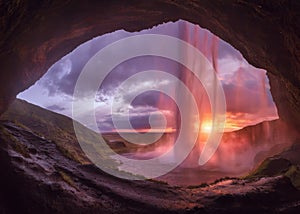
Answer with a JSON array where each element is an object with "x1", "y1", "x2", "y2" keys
[
  {"x1": 247, "y1": 157, "x2": 292, "y2": 178},
  {"x1": 285, "y1": 165, "x2": 300, "y2": 189}
]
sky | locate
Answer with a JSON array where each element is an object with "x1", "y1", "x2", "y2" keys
[{"x1": 17, "y1": 20, "x2": 278, "y2": 133}]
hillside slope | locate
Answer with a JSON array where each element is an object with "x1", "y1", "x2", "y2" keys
[
  {"x1": 0, "y1": 99, "x2": 300, "y2": 213},
  {"x1": 0, "y1": 99, "x2": 114, "y2": 165}
]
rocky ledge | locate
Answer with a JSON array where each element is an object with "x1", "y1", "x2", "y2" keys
[{"x1": 1, "y1": 100, "x2": 300, "y2": 213}]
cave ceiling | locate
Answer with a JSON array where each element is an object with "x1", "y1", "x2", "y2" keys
[{"x1": 0, "y1": 0, "x2": 299, "y2": 120}]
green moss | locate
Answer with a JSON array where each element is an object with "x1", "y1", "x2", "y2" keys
[
  {"x1": 58, "y1": 171, "x2": 77, "y2": 189},
  {"x1": 12, "y1": 119, "x2": 32, "y2": 132},
  {"x1": 148, "y1": 179, "x2": 168, "y2": 185},
  {"x1": 285, "y1": 165, "x2": 300, "y2": 189},
  {"x1": 54, "y1": 139, "x2": 89, "y2": 165},
  {"x1": 245, "y1": 155, "x2": 300, "y2": 190},
  {"x1": 11, "y1": 139, "x2": 30, "y2": 158},
  {"x1": 187, "y1": 183, "x2": 209, "y2": 189},
  {"x1": 246, "y1": 158, "x2": 291, "y2": 179},
  {"x1": 0, "y1": 125, "x2": 29, "y2": 158}
]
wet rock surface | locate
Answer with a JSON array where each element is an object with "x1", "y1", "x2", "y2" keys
[
  {"x1": 0, "y1": 101, "x2": 300, "y2": 213},
  {"x1": 0, "y1": 121, "x2": 183, "y2": 213},
  {"x1": 0, "y1": 1, "x2": 300, "y2": 213}
]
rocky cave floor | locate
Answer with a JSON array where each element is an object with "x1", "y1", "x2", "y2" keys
[{"x1": 1, "y1": 120, "x2": 300, "y2": 214}]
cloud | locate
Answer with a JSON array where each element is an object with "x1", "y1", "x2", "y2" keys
[
  {"x1": 96, "y1": 106, "x2": 172, "y2": 132},
  {"x1": 18, "y1": 20, "x2": 278, "y2": 133}
]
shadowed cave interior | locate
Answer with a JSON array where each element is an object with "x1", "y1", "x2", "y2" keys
[{"x1": 0, "y1": 1, "x2": 300, "y2": 213}]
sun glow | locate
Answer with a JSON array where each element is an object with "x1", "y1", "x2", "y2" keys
[
  {"x1": 201, "y1": 121, "x2": 213, "y2": 133},
  {"x1": 194, "y1": 120, "x2": 213, "y2": 134}
]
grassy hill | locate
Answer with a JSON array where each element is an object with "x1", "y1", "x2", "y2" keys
[{"x1": 0, "y1": 99, "x2": 116, "y2": 166}]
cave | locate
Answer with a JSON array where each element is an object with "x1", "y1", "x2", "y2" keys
[
  {"x1": 16, "y1": 19, "x2": 285, "y2": 186},
  {"x1": 0, "y1": 1, "x2": 300, "y2": 213}
]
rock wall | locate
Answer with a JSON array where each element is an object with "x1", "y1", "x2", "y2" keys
[
  {"x1": 1, "y1": 2, "x2": 300, "y2": 212},
  {"x1": 0, "y1": 0, "x2": 299, "y2": 122}
]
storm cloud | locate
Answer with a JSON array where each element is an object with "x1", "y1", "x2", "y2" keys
[{"x1": 18, "y1": 20, "x2": 278, "y2": 132}]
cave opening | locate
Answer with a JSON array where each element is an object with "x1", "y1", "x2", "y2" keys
[
  {"x1": 11, "y1": 20, "x2": 288, "y2": 186},
  {"x1": 1, "y1": 2, "x2": 300, "y2": 213}
]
